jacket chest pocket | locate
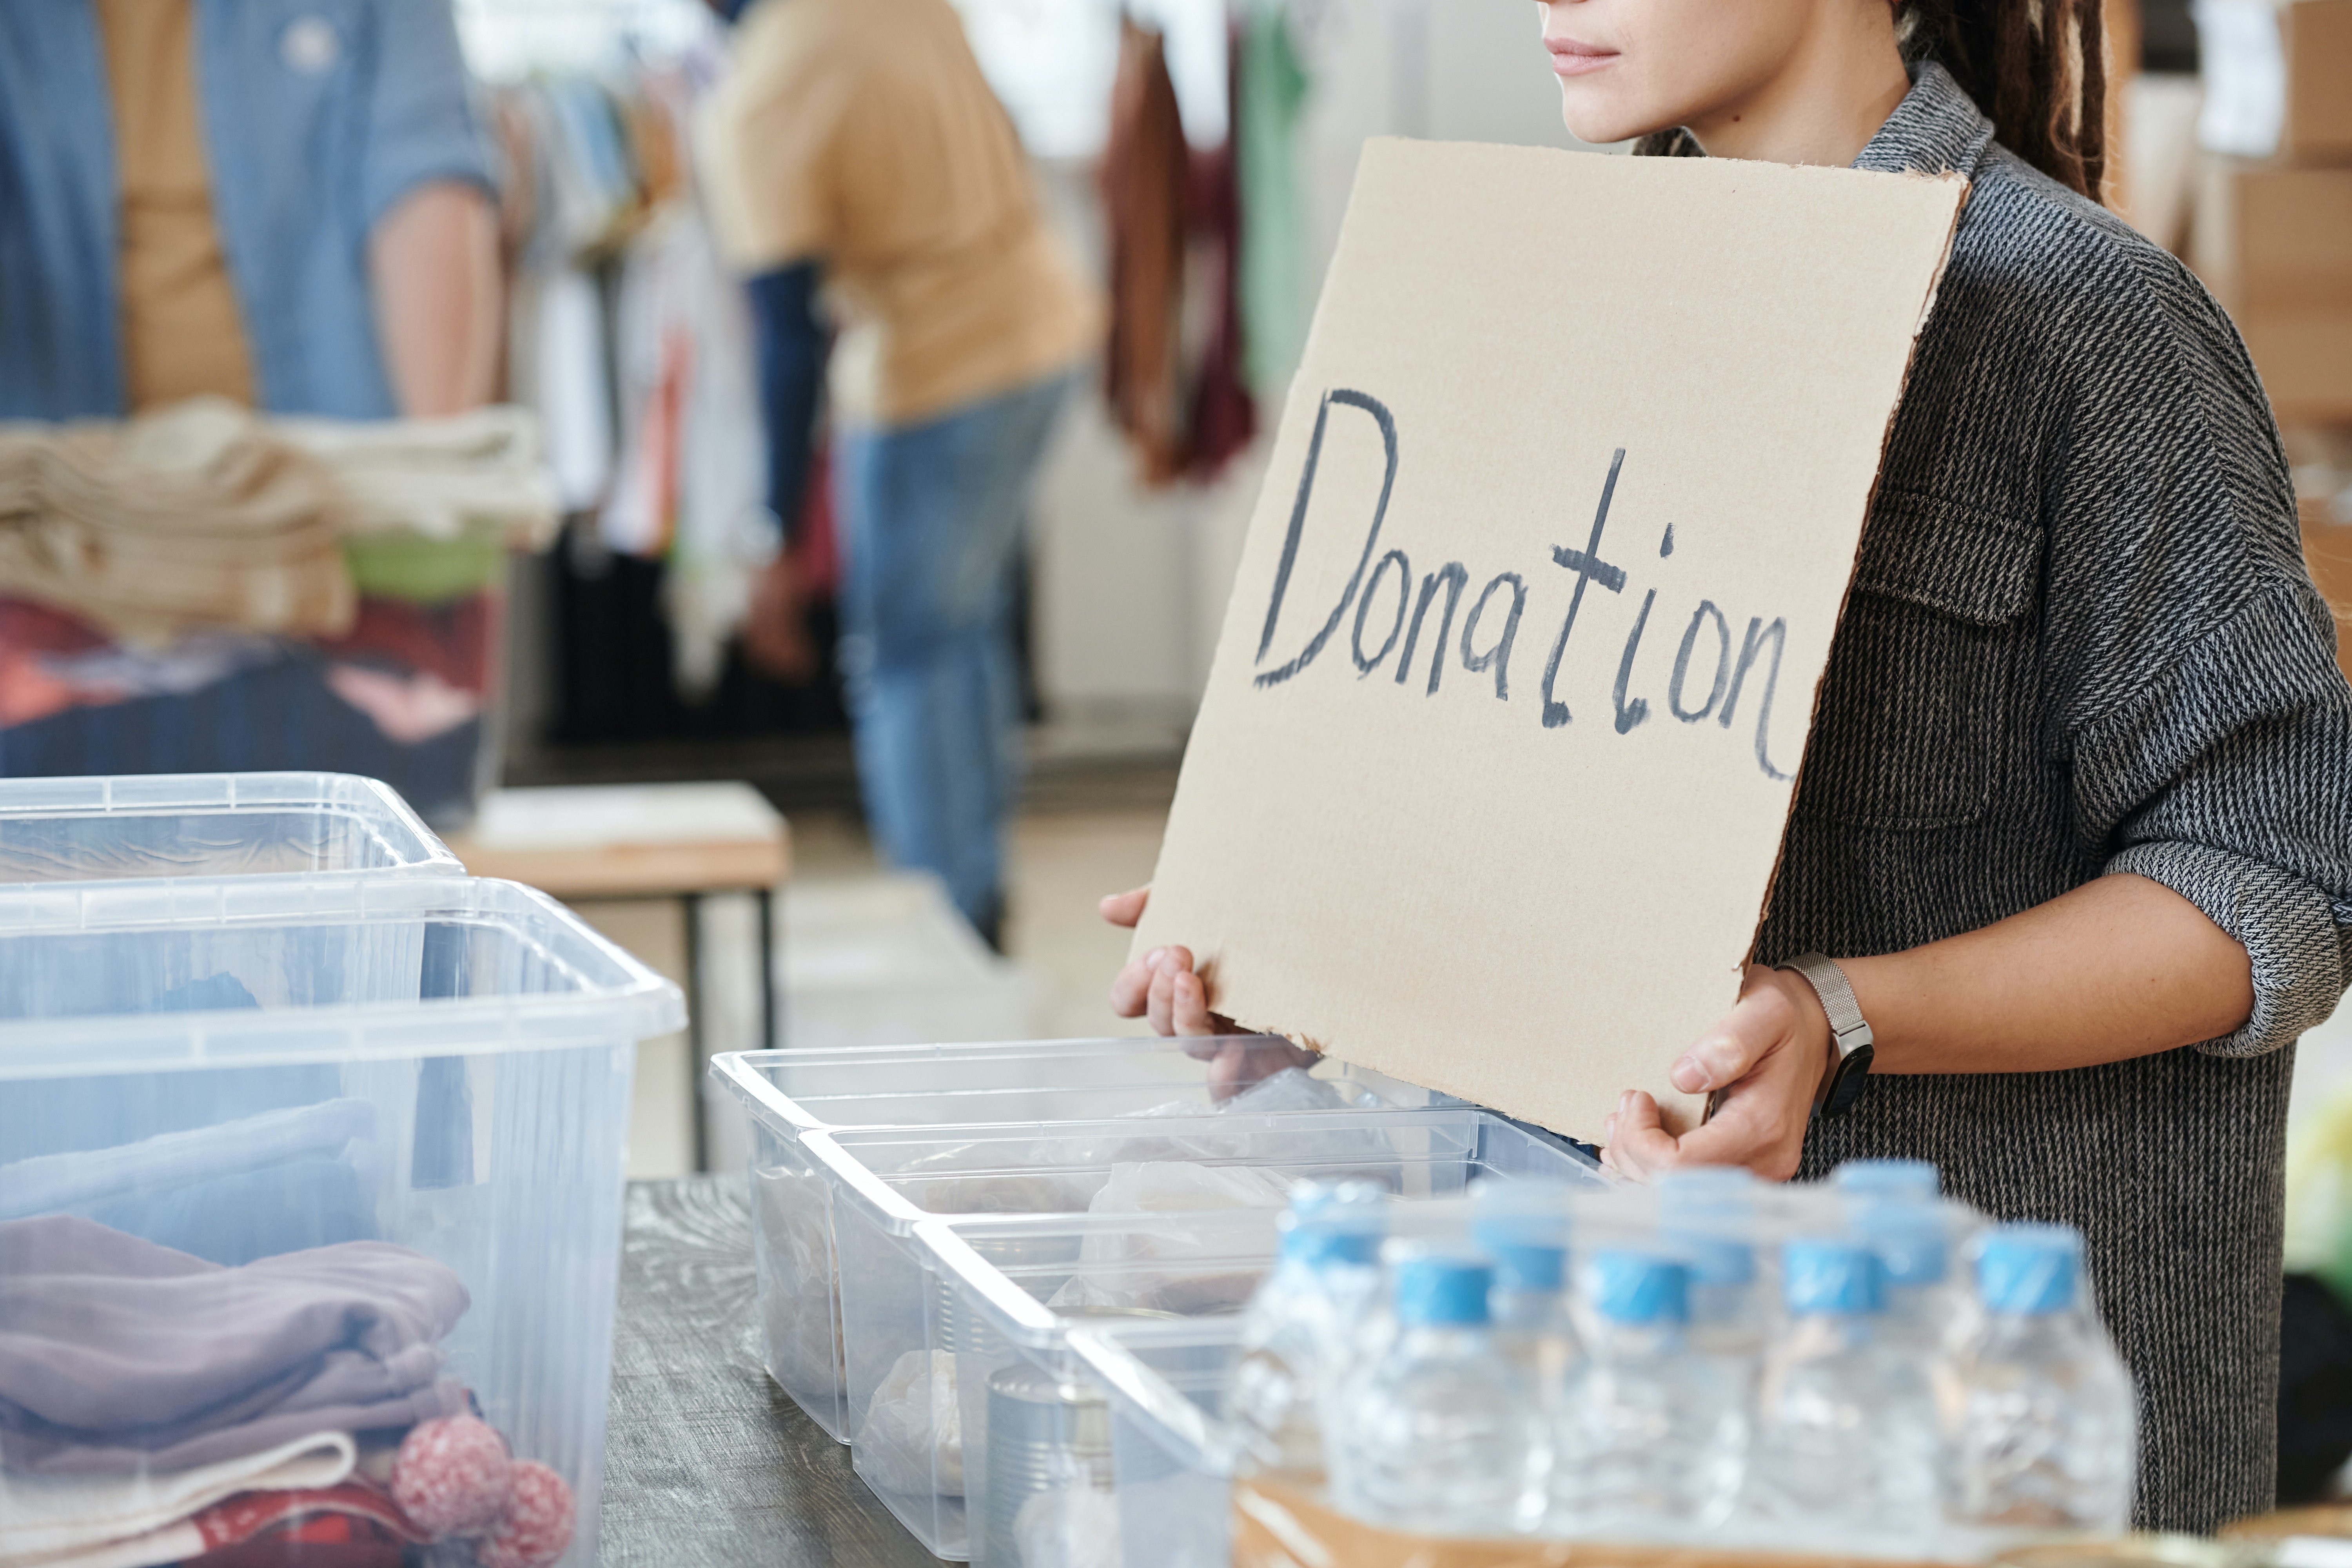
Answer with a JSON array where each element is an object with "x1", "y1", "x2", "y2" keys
[{"x1": 1793, "y1": 492, "x2": 2043, "y2": 830}]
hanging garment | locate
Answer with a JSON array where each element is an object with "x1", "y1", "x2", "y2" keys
[
  {"x1": 1238, "y1": 4, "x2": 1314, "y2": 395},
  {"x1": 516, "y1": 270, "x2": 615, "y2": 514},
  {"x1": 1184, "y1": 20, "x2": 1256, "y2": 483},
  {"x1": 1098, "y1": 19, "x2": 1193, "y2": 485},
  {"x1": 664, "y1": 220, "x2": 777, "y2": 698}
]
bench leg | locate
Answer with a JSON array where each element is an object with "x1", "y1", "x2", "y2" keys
[
  {"x1": 682, "y1": 891, "x2": 707, "y2": 1174},
  {"x1": 759, "y1": 884, "x2": 780, "y2": 1052}
]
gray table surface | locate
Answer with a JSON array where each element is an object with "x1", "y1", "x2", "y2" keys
[{"x1": 599, "y1": 1176, "x2": 943, "y2": 1567}]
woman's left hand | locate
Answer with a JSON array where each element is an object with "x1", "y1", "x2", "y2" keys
[{"x1": 1603, "y1": 964, "x2": 1833, "y2": 1182}]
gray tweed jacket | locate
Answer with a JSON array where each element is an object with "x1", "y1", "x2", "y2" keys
[{"x1": 1654, "y1": 64, "x2": 2352, "y2": 1531}]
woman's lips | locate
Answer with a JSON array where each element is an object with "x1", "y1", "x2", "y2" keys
[{"x1": 1544, "y1": 36, "x2": 1620, "y2": 78}]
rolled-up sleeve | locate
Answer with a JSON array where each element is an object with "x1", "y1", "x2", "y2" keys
[
  {"x1": 2043, "y1": 259, "x2": 2352, "y2": 1058},
  {"x1": 361, "y1": 0, "x2": 496, "y2": 231},
  {"x1": 2084, "y1": 584, "x2": 2352, "y2": 1054}
]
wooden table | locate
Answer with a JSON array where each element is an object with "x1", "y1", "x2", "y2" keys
[
  {"x1": 600, "y1": 1176, "x2": 942, "y2": 1568},
  {"x1": 448, "y1": 785, "x2": 792, "y2": 1171}
]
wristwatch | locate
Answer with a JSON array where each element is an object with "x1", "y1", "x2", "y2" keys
[{"x1": 1775, "y1": 953, "x2": 1874, "y2": 1119}]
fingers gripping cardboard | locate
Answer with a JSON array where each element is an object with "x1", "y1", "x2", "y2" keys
[{"x1": 1134, "y1": 140, "x2": 1965, "y2": 1142}]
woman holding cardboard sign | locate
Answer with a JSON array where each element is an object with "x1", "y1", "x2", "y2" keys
[{"x1": 1105, "y1": 0, "x2": 2352, "y2": 1537}]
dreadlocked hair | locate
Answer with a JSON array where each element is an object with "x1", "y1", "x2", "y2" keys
[{"x1": 1896, "y1": 0, "x2": 2109, "y2": 201}]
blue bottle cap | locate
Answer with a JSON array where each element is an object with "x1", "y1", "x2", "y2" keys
[
  {"x1": 1392, "y1": 1253, "x2": 1494, "y2": 1327},
  {"x1": 1282, "y1": 1220, "x2": 1380, "y2": 1270},
  {"x1": 1849, "y1": 1200, "x2": 1949, "y2": 1287},
  {"x1": 1281, "y1": 1179, "x2": 1385, "y2": 1270},
  {"x1": 1659, "y1": 1205, "x2": 1754, "y2": 1287},
  {"x1": 1472, "y1": 1186, "x2": 1571, "y2": 1289},
  {"x1": 1288, "y1": 1178, "x2": 1387, "y2": 1222},
  {"x1": 1484, "y1": 1239, "x2": 1567, "y2": 1294},
  {"x1": 1783, "y1": 1237, "x2": 1887, "y2": 1316},
  {"x1": 1657, "y1": 1176, "x2": 1756, "y2": 1287},
  {"x1": 1287, "y1": 1179, "x2": 1336, "y2": 1218},
  {"x1": 1583, "y1": 1249, "x2": 1690, "y2": 1325},
  {"x1": 1833, "y1": 1159, "x2": 1941, "y2": 1202},
  {"x1": 1976, "y1": 1223, "x2": 2083, "y2": 1316}
]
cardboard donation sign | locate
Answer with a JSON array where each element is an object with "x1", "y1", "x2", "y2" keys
[{"x1": 1135, "y1": 139, "x2": 1965, "y2": 1141}]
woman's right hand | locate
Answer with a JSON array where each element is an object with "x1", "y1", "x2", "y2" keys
[
  {"x1": 1102, "y1": 886, "x2": 1227, "y2": 1036},
  {"x1": 1102, "y1": 886, "x2": 1321, "y2": 1098}
]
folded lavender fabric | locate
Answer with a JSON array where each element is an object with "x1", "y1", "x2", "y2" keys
[{"x1": 0, "y1": 1216, "x2": 468, "y2": 1475}]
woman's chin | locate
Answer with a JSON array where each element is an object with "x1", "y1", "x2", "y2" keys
[{"x1": 1555, "y1": 86, "x2": 1662, "y2": 149}]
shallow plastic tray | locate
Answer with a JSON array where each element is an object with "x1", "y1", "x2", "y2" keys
[
  {"x1": 819, "y1": 1112, "x2": 1602, "y2": 1560},
  {"x1": 712, "y1": 1037, "x2": 1464, "y2": 1441},
  {"x1": 0, "y1": 873, "x2": 683, "y2": 1568},
  {"x1": 0, "y1": 771, "x2": 458, "y2": 883}
]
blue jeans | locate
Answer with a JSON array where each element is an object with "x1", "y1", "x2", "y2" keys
[{"x1": 834, "y1": 372, "x2": 1073, "y2": 936}]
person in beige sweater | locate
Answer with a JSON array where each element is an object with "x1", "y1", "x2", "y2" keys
[{"x1": 699, "y1": 0, "x2": 1102, "y2": 949}]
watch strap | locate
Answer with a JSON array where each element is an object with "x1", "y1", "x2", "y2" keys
[{"x1": 1775, "y1": 952, "x2": 1873, "y2": 1060}]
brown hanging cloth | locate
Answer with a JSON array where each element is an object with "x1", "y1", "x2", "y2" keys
[{"x1": 1098, "y1": 18, "x2": 1194, "y2": 486}]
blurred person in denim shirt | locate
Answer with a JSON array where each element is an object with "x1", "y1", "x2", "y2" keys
[
  {"x1": 0, "y1": 0, "x2": 499, "y2": 421},
  {"x1": 700, "y1": 0, "x2": 1102, "y2": 951}
]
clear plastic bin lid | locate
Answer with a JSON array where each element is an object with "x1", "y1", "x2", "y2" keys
[
  {"x1": 0, "y1": 875, "x2": 684, "y2": 1079},
  {"x1": 0, "y1": 773, "x2": 459, "y2": 883}
]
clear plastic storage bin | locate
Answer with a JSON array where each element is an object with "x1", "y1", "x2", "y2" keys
[
  {"x1": 1069, "y1": 1314, "x2": 1250, "y2": 1568},
  {"x1": 712, "y1": 1038, "x2": 1463, "y2": 1445},
  {"x1": 816, "y1": 1111, "x2": 1601, "y2": 1560},
  {"x1": 0, "y1": 772, "x2": 458, "y2": 882},
  {"x1": 0, "y1": 874, "x2": 682, "y2": 1568}
]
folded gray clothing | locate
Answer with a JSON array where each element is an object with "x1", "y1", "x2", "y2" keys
[
  {"x1": 0, "y1": 1215, "x2": 469, "y2": 1475},
  {"x1": 0, "y1": 1098, "x2": 377, "y2": 1222}
]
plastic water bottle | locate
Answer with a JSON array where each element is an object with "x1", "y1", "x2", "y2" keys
[
  {"x1": 1550, "y1": 1250, "x2": 1744, "y2": 1536},
  {"x1": 1947, "y1": 1224, "x2": 2135, "y2": 1535},
  {"x1": 1330, "y1": 1253, "x2": 1545, "y2": 1536},
  {"x1": 1835, "y1": 1158, "x2": 1941, "y2": 1203},
  {"x1": 1473, "y1": 1185, "x2": 1581, "y2": 1392},
  {"x1": 1658, "y1": 1175, "x2": 1764, "y2": 1363},
  {"x1": 1847, "y1": 1197, "x2": 1961, "y2": 1354},
  {"x1": 1750, "y1": 1238, "x2": 1942, "y2": 1539},
  {"x1": 1658, "y1": 1166, "x2": 1762, "y2": 1198},
  {"x1": 1229, "y1": 1184, "x2": 1385, "y2": 1475}
]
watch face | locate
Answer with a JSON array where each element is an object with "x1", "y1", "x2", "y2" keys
[{"x1": 1822, "y1": 1043, "x2": 1875, "y2": 1118}]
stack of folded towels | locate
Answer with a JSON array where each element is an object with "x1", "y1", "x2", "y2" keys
[{"x1": 0, "y1": 1217, "x2": 573, "y2": 1568}]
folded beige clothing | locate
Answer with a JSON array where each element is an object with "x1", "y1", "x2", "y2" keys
[
  {"x1": 0, "y1": 1430, "x2": 355, "y2": 1564},
  {"x1": 0, "y1": 400, "x2": 561, "y2": 643},
  {"x1": 0, "y1": 399, "x2": 355, "y2": 644},
  {"x1": 274, "y1": 405, "x2": 560, "y2": 550}
]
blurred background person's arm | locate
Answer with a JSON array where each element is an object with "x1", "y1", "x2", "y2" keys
[
  {"x1": 371, "y1": 180, "x2": 500, "y2": 419},
  {"x1": 739, "y1": 259, "x2": 828, "y2": 682},
  {"x1": 362, "y1": 2, "x2": 503, "y2": 418}
]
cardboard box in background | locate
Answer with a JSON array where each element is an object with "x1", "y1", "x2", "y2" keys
[
  {"x1": 2285, "y1": 0, "x2": 2352, "y2": 164},
  {"x1": 2194, "y1": 162, "x2": 2352, "y2": 423},
  {"x1": 2305, "y1": 499, "x2": 2352, "y2": 688},
  {"x1": 1135, "y1": 140, "x2": 1963, "y2": 1143}
]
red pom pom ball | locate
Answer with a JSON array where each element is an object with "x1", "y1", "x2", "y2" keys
[
  {"x1": 390, "y1": 1416, "x2": 514, "y2": 1538},
  {"x1": 476, "y1": 1461, "x2": 576, "y2": 1568}
]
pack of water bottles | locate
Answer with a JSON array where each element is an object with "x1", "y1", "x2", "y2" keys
[{"x1": 1228, "y1": 1160, "x2": 2138, "y2": 1562}]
